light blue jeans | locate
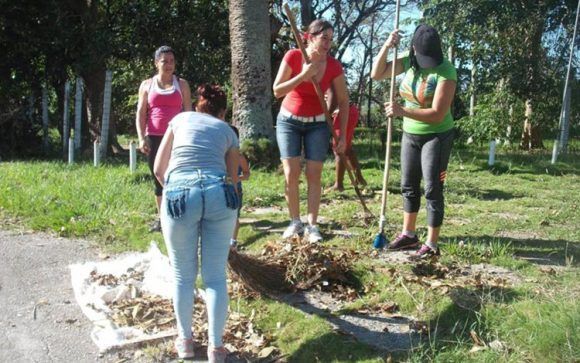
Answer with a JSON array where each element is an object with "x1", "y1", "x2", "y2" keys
[{"x1": 160, "y1": 168, "x2": 237, "y2": 346}]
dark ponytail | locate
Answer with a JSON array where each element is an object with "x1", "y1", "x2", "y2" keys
[
  {"x1": 409, "y1": 25, "x2": 421, "y2": 71},
  {"x1": 409, "y1": 46, "x2": 420, "y2": 71}
]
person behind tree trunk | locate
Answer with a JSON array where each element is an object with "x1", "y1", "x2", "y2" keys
[
  {"x1": 326, "y1": 89, "x2": 367, "y2": 192},
  {"x1": 227, "y1": 124, "x2": 250, "y2": 247},
  {"x1": 273, "y1": 18, "x2": 349, "y2": 243},
  {"x1": 136, "y1": 45, "x2": 192, "y2": 233},
  {"x1": 371, "y1": 24, "x2": 457, "y2": 259},
  {"x1": 153, "y1": 84, "x2": 239, "y2": 362}
]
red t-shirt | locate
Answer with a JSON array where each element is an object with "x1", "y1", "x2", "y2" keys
[
  {"x1": 332, "y1": 104, "x2": 359, "y2": 148},
  {"x1": 281, "y1": 49, "x2": 344, "y2": 117}
]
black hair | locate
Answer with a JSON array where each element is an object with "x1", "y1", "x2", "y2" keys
[
  {"x1": 409, "y1": 25, "x2": 421, "y2": 71},
  {"x1": 154, "y1": 45, "x2": 175, "y2": 61}
]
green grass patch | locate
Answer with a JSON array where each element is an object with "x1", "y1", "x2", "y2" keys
[{"x1": 1, "y1": 139, "x2": 579, "y2": 361}]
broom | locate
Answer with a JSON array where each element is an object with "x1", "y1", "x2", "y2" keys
[
  {"x1": 282, "y1": 3, "x2": 373, "y2": 218},
  {"x1": 228, "y1": 246, "x2": 292, "y2": 295},
  {"x1": 373, "y1": 0, "x2": 401, "y2": 249}
]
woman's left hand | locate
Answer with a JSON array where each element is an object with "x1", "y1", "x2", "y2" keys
[
  {"x1": 334, "y1": 136, "x2": 346, "y2": 155},
  {"x1": 384, "y1": 102, "x2": 405, "y2": 118}
]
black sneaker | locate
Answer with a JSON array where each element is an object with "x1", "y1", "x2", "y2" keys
[
  {"x1": 387, "y1": 233, "x2": 420, "y2": 250},
  {"x1": 149, "y1": 219, "x2": 162, "y2": 233},
  {"x1": 412, "y1": 244, "x2": 441, "y2": 260}
]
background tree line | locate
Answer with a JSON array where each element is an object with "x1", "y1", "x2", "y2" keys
[{"x1": 0, "y1": 0, "x2": 577, "y2": 160}]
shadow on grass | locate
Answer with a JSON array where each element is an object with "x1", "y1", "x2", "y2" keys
[
  {"x1": 450, "y1": 234, "x2": 579, "y2": 266},
  {"x1": 425, "y1": 286, "x2": 520, "y2": 353},
  {"x1": 278, "y1": 291, "x2": 419, "y2": 362},
  {"x1": 126, "y1": 171, "x2": 155, "y2": 185},
  {"x1": 447, "y1": 180, "x2": 523, "y2": 201},
  {"x1": 283, "y1": 331, "x2": 387, "y2": 362},
  {"x1": 239, "y1": 219, "x2": 288, "y2": 248}
]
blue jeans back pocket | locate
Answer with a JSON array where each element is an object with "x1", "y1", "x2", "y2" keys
[{"x1": 165, "y1": 187, "x2": 189, "y2": 219}]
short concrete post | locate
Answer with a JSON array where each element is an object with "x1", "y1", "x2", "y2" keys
[
  {"x1": 68, "y1": 136, "x2": 74, "y2": 164},
  {"x1": 94, "y1": 140, "x2": 100, "y2": 167},
  {"x1": 130, "y1": 141, "x2": 137, "y2": 173},
  {"x1": 488, "y1": 140, "x2": 496, "y2": 166},
  {"x1": 551, "y1": 140, "x2": 559, "y2": 164}
]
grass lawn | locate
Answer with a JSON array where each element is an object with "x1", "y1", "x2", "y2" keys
[{"x1": 0, "y1": 136, "x2": 578, "y2": 362}]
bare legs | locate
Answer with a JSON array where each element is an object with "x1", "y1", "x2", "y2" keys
[
  {"x1": 331, "y1": 149, "x2": 367, "y2": 191},
  {"x1": 281, "y1": 157, "x2": 324, "y2": 225}
]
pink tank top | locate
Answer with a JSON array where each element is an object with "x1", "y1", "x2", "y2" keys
[{"x1": 146, "y1": 75, "x2": 183, "y2": 136}]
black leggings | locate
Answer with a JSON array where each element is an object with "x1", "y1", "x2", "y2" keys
[
  {"x1": 400, "y1": 129, "x2": 454, "y2": 228},
  {"x1": 147, "y1": 135, "x2": 164, "y2": 196}
]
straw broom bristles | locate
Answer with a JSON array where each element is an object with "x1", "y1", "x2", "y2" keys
[{"x1": 227, "y1": 247, "x2": 292, "y2": 295}]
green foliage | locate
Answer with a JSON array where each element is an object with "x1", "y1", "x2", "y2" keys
[
  {"x1": 455, "y1": 90, "x2": 524, "y2": 144},
  {"x1": 240, "y1": 138, "x2": 280, "y2": 170}
]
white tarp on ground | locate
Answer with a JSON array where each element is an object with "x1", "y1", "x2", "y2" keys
[{"x1": 70, "y1": 242, "x2": 175, "y2": 351}]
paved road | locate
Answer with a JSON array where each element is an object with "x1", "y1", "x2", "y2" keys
[{"x1": 0, "y1": 229, "x2": 117, "y2": 363}]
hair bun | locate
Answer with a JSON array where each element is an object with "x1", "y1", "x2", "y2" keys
[{"x1": 195, "y1": 83, "x2": 227, "y2": 117}]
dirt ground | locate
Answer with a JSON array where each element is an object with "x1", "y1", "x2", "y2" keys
[{"x1": 0, "y1": 229, "x2": 128, "y2": 363}]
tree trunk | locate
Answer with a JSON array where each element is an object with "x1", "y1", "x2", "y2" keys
[
  {"x1": 300, "y1": 0, "x2": 313, "y2": 27},
  {"x1": 82, "y1": 67, "x2": 105, "y2": 141},
  {"x1": 520, "y1": 99, "x2": 543, "y2": 150},
  {"x1": 229, "y1": 0, "x2": 274, "y2": 141}
]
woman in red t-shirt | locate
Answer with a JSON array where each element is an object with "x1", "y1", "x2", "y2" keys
[{"x1": 273, "y1": 19, "x2": 349, "y2": 243}]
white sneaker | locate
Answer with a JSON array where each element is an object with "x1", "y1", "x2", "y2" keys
[
  {"x1": 282, "y1": 220, "x2": 304, "y2": 239},
  {"x1": 304, "y1": 225, "x2": 323, "y2": 243}
]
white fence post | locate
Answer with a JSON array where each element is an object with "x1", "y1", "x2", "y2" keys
[
  {"x1": 74, "y1": 77, "x2": 83, "y2": 154},
  {"x1": 488, "y1": 140, "x2": 496, "y2": 166},
  {"x1": 68, "y1": 136, "x2": 74, "y2": 164},
  {"x1": 130, "y1": 141, "x2": 137, "y2": 173},
  {"x1": 94, "y1": 140, "x2": 100, "y2": 167},
  {"x1": 62, "y1": 81, "x2": 70, "y2": 159},
  {"x1": 42, "y1": 85, "x2": 49, "y2": 153},
  {"x1": 100, "y1": 70, "x2": 113, "y2": 160}
]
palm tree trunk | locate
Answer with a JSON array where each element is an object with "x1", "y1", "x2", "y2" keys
[{"x1": 229, "y1": 0, "x2": 274, "y2": 141}]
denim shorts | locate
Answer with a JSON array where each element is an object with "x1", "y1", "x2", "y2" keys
[{"x1": 276, "y1": 113, "x2": 330, "y2": 162}]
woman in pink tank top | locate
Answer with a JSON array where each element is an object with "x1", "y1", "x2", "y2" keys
[{"x1": 136, "y1": 45, "x2": 192, "y2": 232}]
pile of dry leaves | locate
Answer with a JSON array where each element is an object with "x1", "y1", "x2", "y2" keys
[
  {"x1": 88, "y1": 270, "x2": 281, "y2": 360},
  {"x1": 230, "y1": 237, "x2": 360, "y2": 300}
]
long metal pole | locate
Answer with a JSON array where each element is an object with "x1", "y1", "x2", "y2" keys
[{"x1": 552, "y1": 0, "x2": 579, "y2": 163}]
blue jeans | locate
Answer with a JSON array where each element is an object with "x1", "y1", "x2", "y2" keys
[
  {"x1": 160, "y1": 169, "x2": 237, "y2": 346},
  {"x1": 276, "y1": 113, "x2": 330, "y2": 161}
]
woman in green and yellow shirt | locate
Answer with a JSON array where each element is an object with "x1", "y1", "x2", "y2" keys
[{"x1": 371, "y1": 24, "x2": 456, "y2": 259}]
